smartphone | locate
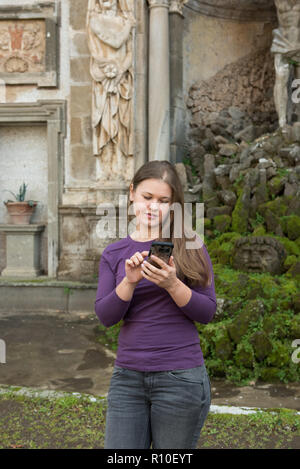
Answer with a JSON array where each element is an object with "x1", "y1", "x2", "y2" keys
[{"x1": 147, "y1": 241, "x2": 174, "y2": 269}]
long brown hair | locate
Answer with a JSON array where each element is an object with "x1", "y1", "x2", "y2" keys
[{"x1": 127, "y1": 160, "x2": 212, "y2": 288}]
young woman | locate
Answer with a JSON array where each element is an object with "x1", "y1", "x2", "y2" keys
[{"x1": 95, "y1": 160, "x2": 217, "y2": 449}]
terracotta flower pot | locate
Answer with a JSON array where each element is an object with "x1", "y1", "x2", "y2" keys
[{"x1": 5, "y1": 201, "x2": 38, "y2": 225}]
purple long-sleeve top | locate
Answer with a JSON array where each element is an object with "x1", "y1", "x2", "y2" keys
[{"x1": 94, "y1": 234, "x2": 217, "y2": 371}]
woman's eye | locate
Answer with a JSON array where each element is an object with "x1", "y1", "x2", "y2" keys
[{"x1": 143, "y1": 196, "x2": 151, "y2": 200}]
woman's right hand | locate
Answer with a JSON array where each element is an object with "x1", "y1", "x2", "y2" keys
[{"x1": 125, "y1": 251, "x2": 149, "y2": 285}]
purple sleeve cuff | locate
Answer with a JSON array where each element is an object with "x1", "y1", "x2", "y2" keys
[{"x1": 179, "y1": 288, "x2": 217, "y2": 324}]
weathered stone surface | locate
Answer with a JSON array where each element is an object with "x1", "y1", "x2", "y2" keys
[{"x1": 233, "y1": 236, "x2": 287, "y2": 274}]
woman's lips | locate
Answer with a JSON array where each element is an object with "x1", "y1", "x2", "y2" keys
[{"x1": 146, "y1": 213, "x2": 157, "y2": 219}]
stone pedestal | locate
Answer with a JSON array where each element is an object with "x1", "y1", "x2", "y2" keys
[{"x1": 0, "y1": 224, "x2": 45, "y2": 278}]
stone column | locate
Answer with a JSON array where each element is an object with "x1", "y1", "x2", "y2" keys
[
  {"x1": 147, "y1": 0, "x2": 170, "y2": 161},
  {"x1": 169, "y1": 0, "x2": 187, "y2": 164}
]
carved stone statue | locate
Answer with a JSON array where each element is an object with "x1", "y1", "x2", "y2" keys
[
  {"x1": 271, "y1": 0, "x2": 300, "y2": 127},
  {"x1": 86, "y1": 0, "x2": 136, "y2": 181},
  {"x1": 233, "y1": 236, "x2": 287, "y2": 275}
]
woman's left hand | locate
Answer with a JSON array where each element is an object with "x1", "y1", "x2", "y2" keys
[{"x1": 140, "y1": 255, "x2": 177, "y2": 290}]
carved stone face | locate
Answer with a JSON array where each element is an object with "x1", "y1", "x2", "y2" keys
[{"x1": 233, "y1": 237, "x2": 287, "y2": 275}]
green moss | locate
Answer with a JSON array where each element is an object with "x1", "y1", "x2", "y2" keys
[
  {"x1": 227, "y1": 299, "x2": 264, "y2": 344},
  {"x1": 268, "y1": 175, "x2": 286, "y2": 196},
  {"x1": 259, "y1": 367, "x2": 282, "y2": 382},
  {"x1": 258, "y1": 196, "x2": 289, "y2": 218},
  {"x1": 234, "y1": 341, "x2": 255, "y2": 368},
  {"x1": 290, "y1": 316, "x2": 300, "y2": 339},
  {"x1": 250, "y1": 331, "x2": 273, "y2": 362},
  {"x1": 285, "y1": 262, "x2": 300, "y2": 282},
  {"x1": 213, "y1": 214, "x2": 232, "y2": 233},
  {"x1": 207, "y1": 232, "x2": 242, "y2": 266},
  {"x1": 231, "y1": 190, "x2": 249, "y2": 234},
  {"x1": 284, "y1": 255, "x2": 298, "y2": 270},
  {"x1": 252, "y1": 224, "x2": 266, "y2": 236},
  {"x1": 262, "y1": 313, "x2": 292, "y2": 339},
  {"x1": 214, "y1": 325, "x2": 233, "y2": 360},
  {"x1": 286, "y1": 216, "x2": 300, "y2": 240},
  {"x1": 268, "y1": 234, "x2": 300, "y2": 257},
  {"x1": 266, "y1": 341, "x2": 291, "y2": 367}
]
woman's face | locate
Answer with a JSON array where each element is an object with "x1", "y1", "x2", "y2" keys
[{"x1": 129, "y1": 179, "x2": 172, "y2": 233}]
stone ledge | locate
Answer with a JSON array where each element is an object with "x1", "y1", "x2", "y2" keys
[
  {"x1": 0, "y1": 278, "x2": 98, "y2": 314},
  {"x1": 0, "y1": 276, "x2": 97, "y2": 288}
]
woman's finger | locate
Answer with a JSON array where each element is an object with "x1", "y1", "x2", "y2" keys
[{"x1": 142, "y1": 261, "x2": 167, "y2": 279}]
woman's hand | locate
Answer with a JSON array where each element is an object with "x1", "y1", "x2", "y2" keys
[
  {"x1": 140, "y1": 254, "x2": 178, "y2": 291},
  {"x1": 125, "y1": 251, "x2": 149, "y2": 285}
]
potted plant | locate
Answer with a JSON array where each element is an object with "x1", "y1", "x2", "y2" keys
[{"x1": 3, "y1": 182, "x2": 38, "y2": 225}]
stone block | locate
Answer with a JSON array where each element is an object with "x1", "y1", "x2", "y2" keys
[
  {"x1": 71, "y1": 85, "x2": 92, "y2": 116},
  {"x1": 70, "y1": 0, "x2": 89, "y2": 31},
  {"x1": 71, "y1": 117, "x2": 82, "y2": 145},
  {"x1": 70, "y1": 145, "x2": 95, "y2": 180},
  {"x1": 71, "y1": 57, "x2": 91, "y2": 83}
]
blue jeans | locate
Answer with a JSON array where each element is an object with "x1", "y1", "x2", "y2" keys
[{"x1": 104, "y1": 363, "x2": 211, "y2": 449}]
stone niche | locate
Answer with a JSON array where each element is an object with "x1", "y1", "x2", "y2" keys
[
  {"x1": 0, "y1": 100, "x2": 66, "y2": 278},
  {"x1": 188, "y1": 0, "x2": 277, "y2": 22},
  {"x1": 0, "y1": 2, "x2": 59, "y2": 87}
]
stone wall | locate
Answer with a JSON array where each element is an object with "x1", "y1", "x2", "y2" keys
[{"x1": 0, "y1": 0, "x2": 147, "y2": 281}]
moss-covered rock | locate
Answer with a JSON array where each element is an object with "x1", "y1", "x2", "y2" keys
[
  {"x1": 205, "y1": 358, "x2": 226, "y2": 378},
  {"x1": 252, "y1": 224, "x2": 266, "y2": 236},
  {"x1": 234, "y1": 341, "x2": 255, "y2": 368},
  {"x1": 262, "y1": 313, "x2": 292, "y2": 339},
  {"x1": 250, "y1": 331, "x2": 272, "y2": 361},
  {"x1": 258, "y1": 196, "x2": 289, "y2": 219},
  {"x1": 259, "y1": 366, "x2": 282, "y2": 382},
  {"x1": 280, "y1": 215, "x2": 300, "y2": 240},
  {"x1": 293, "y1": 292, "x2": 300, "y2": 313},
  {"x1": 227, "y1": 299, "x2": 265, "y2": 343},
  {"x1": 284, "y1": 255, "x2": 298, "y2": 270},
  {"x1": 269, "y1": 235, "x2": 300, "y2": 257},
  {"x1": 231, "y1": 187, "x2": 250, "y2": 234},
  {"x1": 285, "y1": 261, "x2": 300, "y2": 282},
  {"x1": 290, "y1": 316, "x2": 300, "y2": 339},
  {"x1": 266, "y1": 340, "x2": 291, "y2": 367},
  {"x1": 245, "y1": 277, "x2": 266, "y2": 300},
  {"x1": 204, "y1": 217, "x2": 212, "y2": 228},
  {"x1": 213, "y1": 214, "x2": 231, "y2": 232},
  {"x1": 268, "y1": 175, "x2": 287, "y2": 197},
  {"x1": 207, "y1": 232, "x2": 242, "y2": 266},
  {"x1": 214, "y1": 326, "x2": 233, "y2": 360}
]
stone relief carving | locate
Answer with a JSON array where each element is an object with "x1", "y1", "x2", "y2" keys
[
  {"x1": 233, "y1": 236, "x2": 287, "y2": 275},
  {"x1": 0, "y1": 20, "x2": 45, "y2": 74},
  {"x1": 86, "y1": 0, "x2": 136, "y2": 182},
  {"x1": 271, "y1": 0, "x2": 300, "y2": 127}
]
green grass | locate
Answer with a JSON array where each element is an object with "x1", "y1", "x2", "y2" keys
[
  {"x1": 199, "y1": 409, "x2": 300, "y2": 449},
  {"x1": 0, "y1": 387, "x2": 299, "y2": 449},
  {"x1": 0, "y1": 389, "x2": 106, "y2": 449}
]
